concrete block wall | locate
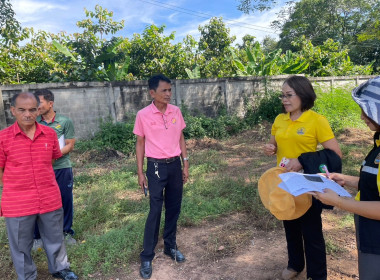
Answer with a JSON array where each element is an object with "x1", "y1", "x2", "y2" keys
[
  {"x1": 0, "y1": 82, "x2": 112, "y2": 139},
  {"x1": 179, "y1": 79, "x2": 226, "y2": 117},
  {"x1": 0, "y1": 75, "x2": 376, "y2": 139}
]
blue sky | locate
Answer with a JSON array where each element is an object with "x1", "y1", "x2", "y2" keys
[{"x1": 12, "y1": 0, "x2": 286, "y2": 45}]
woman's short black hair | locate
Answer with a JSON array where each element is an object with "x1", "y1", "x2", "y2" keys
[{"x1": 283, "y1": 76, "x2": 316, "y2": 112}]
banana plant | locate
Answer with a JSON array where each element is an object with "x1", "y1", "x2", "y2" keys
[
  {"x1": 277, "y1": 50, "x2": 309, "y2": 74},
  {"x1": 52, "y1": 40, "x2": 77, "y2": 62},
  {"x1": 185, "y1": 65, "x2": 201, "y2": 79},
  {"x1": 95, "y1": 38, "x2": 130, "y2": 81},
  {"x1": 231, "y1": 43, "x2": 309, "y2": 76}
]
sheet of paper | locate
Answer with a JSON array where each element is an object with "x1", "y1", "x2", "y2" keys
[
  {"x1": 278, "y1": 182, "x2": 290, "y2": 193},
  {"x1": 278, "y1": 172, "x2": 351, "y2": 197},
  {"x1": 58, "y1": 135, "x2": 65, "y2": 149}
]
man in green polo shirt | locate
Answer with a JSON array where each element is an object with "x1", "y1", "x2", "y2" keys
[{"x1": 33, "y1": 89, "x2": 76, "y2": 249}]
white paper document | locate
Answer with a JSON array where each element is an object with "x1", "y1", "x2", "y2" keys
[
  {"x1": 58, "y1": 135, "x2": 65, "y2": 149},
  {"x1": 278, "y1": 172, "x2": 352, "y2": 197}
]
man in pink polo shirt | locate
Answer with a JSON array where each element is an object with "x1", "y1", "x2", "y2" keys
[
  {"x1": 0, "y1": 92, "x2": 78, "y2": 280},
  {"x1": 134, "y1": 74, "x2": 189, "y2": 279}
]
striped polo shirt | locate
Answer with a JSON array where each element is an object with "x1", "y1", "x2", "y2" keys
[{"x1": 0, "y1": 122, "x2": 62, "y2": 217}]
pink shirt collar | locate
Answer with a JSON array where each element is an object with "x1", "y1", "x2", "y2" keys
[{"x1": 150, "y1": 101, "x2": 174, "y2": 115}]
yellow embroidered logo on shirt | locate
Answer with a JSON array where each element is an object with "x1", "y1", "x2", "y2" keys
[
  {"x1": 55, "y1": 124, "x2": 62, "y2": 129},
  {"x1": 297, "y1": 127, "x2": 305, "y2": 135},
  {"x1": 376, "y1": 139, "x2": 380, "y2": 147},
  {"x1": 172, "y1": 118, "x2": 176, "y2": 124}
]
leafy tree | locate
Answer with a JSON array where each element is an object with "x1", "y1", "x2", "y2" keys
[
  {"x1": 50, "y1": 5, "x2": 129, "y2": 82},
  {"x1": 198, "y1": 17, "x2": 236, "y2": 60},
  {"x1": 0, "y1": 0, "x2": 39, "y2": 84},
  {"x1": 127, "y1": 25, "x2": 196, "y2": 79},
  {"x1": 292, "y1": 36, "x2": 373, "y2": 76},
  {"x1": 272, "y1": 0, "x2": 379, "y2": 70},
  {"x1": 356, "y1": 1, "x2": 380, "y2": 71},
  {"x1": 0, "y1": 28, "x2": 58, "y2": 84},
  {"x1": 52, "y1": 37, "x2": 131, "y2": 82},
  {"x1": 168, "y1": 37, "x2": 199, "y2": 79},
  {"x1": 17, "y1": 29, "x2": 58, "y2": 83},
  {"x1": 0, "y1": 0, "x2": 22, "y2": 46},
  {"x1": 237, "y1": 0, "x2": 278, "y2": 12},
  {"x1": 261, "y1": 35, "x2": 278, "y2": 53},
  {"x1": 128, "y1": 24, "x2": 175, "y2": 79},
  {"x1": 358, "y1": 1, "x2": 380, "y2": 41},
  {"x1": 76, "y1": 5, "x2": 124, "y2": 40},
  {"x1": 198, "y1": 17, "x2": 236, "y2": 77},
  {"x1": 236, "y1": 34, "x2": 257, "y2": 50}
]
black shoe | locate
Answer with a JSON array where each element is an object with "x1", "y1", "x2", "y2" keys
[
  {"x1": 139, "y1": 261, "x2": 152, "y2": 279},
  {"x1": 52, "y1": 268, "x2": 78, "y2": 280},
  {"x1": 164, "y1": 247, "x2": 186, "y2": 263}
]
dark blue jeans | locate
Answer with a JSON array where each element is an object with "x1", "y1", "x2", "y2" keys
[
  {"x1": 283, "y1": 199, "x2": 327, "y2": 280},
  {"x1": 35, "y1": 168, "x2": 74, "y2": 238},
  {"x1": 140, "y1": 158, "x2": 183, "y2": 262}
]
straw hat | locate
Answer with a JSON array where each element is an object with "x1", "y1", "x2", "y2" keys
[{"x1": 258, "y1": 167, "x2": 312, "y2": 220}]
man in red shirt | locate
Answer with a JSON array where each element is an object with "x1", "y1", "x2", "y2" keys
[
  {"x1": 134, "y1": 74, "x2": 189, "y2": 279},
  {"x1": 0, "y1": 92, "x2": 78, "y2": 280}
]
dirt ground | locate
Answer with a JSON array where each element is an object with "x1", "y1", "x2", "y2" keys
[
  {"x1": 118, "y1": 210, "x2": 358, "y2": 280},
  {"x1": 32, "y1": 126, "x2": 371, "y2": 280}
]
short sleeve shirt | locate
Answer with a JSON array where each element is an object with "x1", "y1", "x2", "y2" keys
[
  {"x1": 133, "y1": 103, "x2": 186, "y2": 158},
  {"x1": 0, "y1": 122, "x2": 63, "y2": 217},
  {"x1": 271, "y1": 110, "x2": 335, "y2": 165},
  {"x1": 37, "y1": 113, "x2": 75, "y2": 170}
]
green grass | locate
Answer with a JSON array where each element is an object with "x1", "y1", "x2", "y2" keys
[
  {"x1": 314, "y1": 87, "x2": 366, "y2": 133},
  {"x1": 338, "y1": 214, "x2": 355, "y2": 228},
  {"x1": 325, "y1": 237, "x2": 345, "y2": 255}
]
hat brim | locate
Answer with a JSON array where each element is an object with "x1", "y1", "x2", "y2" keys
[{"x1": 258, "y1": 167, "x2": 312, "y2": 220}]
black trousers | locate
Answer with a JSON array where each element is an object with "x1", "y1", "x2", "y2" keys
[
  {"x1": 283, "y1": 199, "x2": 327, "y2": 280},
  {"x1": 140, "y1": 158, "x2": 183, "y2": 261}
]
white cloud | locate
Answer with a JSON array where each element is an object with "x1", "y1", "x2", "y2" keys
[
  {"x1": 12, "y1": 0, "x2": 81, "y2": 34},
  {"x1": 13, "y1": 0, "x2": 67, "y2": 20}
]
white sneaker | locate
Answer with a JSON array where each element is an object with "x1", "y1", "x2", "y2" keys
[
  {"x1": 281, "y1": 267, "x2": 298, "y2": 280},
  {"x1": 64, "y1": 234, "x2": 77, "y2": 245},
  {"x1": 32, "y1": 239, "x2": 43, "y2": 251}
]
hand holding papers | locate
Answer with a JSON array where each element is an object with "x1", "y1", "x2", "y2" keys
[{"x1": 278, "y1": 172, "x2": 351, "y2": 197}]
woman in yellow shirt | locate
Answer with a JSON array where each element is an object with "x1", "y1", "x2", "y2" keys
[{"x1": 263, "y1": 76, "x2": 342, "y2": 280}]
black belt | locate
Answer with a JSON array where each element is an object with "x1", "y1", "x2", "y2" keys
[{"x1": 147, "y1": 156, "x2": 180, "y2": 163}]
